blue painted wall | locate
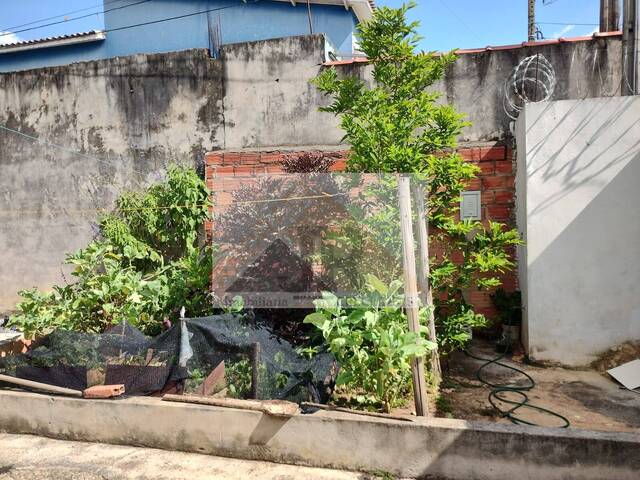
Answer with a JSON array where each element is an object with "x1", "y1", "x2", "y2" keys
[{"x1": 0, "y1": 0, "x2": 358, "y2": 72}]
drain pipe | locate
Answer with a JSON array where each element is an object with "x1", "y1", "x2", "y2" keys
[{"x1": 622, "y1": 0, "x2": 639, "y2": 94}]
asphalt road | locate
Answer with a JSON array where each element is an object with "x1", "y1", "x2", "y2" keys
[{"x1": 0, "y1": 433, "x2": 384, "y2": 480}]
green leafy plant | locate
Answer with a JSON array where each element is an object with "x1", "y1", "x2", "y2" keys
[
  {"x1": 312, "y1": 2, "x2": 521, "y2": 356},
  {"x1": 304, "y1": 276, "x2": 435, "y2": 412},
  {"x1": 8, "y1": 165, "x2": 213, "y2": 338},
  {"x1": 226, "y1": 358, "x2": 253, "y2": 398}
]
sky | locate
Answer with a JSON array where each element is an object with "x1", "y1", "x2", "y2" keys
[{"x1": 0, "y1": 0, "x2": 602, "y2": 51}]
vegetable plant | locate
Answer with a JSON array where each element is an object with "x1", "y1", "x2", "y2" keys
[
  {"x1": 304, "y1": 276, "x2": 436, "y2": 412},
  {"x1": 8, "y1": 165, "x2": 213, "y2": 338}
]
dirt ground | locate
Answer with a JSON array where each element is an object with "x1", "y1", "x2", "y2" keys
[{"x1": 433, "y1": 339, "x2": 640, "y2": 432}]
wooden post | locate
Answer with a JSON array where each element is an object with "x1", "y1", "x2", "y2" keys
[
  {"x1": 397, "y1": 175, "x2": 429, "y2": 417},
  {"x1": 601, "y1": 0, "x2": 621, "y2": 32},
  {"x1": 250, "y1": 342, "x2": 260, "y2": 399},
  {"x1": 413, "y1": 183, "x2": 442, "y2": 385}
]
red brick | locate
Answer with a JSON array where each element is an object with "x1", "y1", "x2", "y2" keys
[
  {"x1": 260, "y1": 152, "x2": 285, "y2": 164},
  {"x1": 215, "y1": 165, "x2": 234, "y2": 176},
  {"x1": 486, "y1": 205, "x2": 511, "y2": 220},
  {"x1": 458, "y1": 147, "x2": 479, "y2": 161},
  {"x1": 238, "y1": 153, "x2": 261, "y2": 165},
  {"x1": 222, "y1": 152, "x2": 243, "y2": 164},
  {"x1": 478, "y1": 162, "x2": 495, "y2": 174},
  {"x1": 83, "y1": 384, "x2": 125, "y2": 399},
  {"x1": 233, "y1": 165, "x2": 255, "y2": 176},
  {"x1": 495, "y1": 160, "x2": 513, "y2": 174},
  {"x1": 478, "y1": 146, "x2": 506, "y2": 161},
  {"x1": 465, "y1": 178, "x2": 482, "y2": 190},
  {"x1": 206, "y1": 153, "x2": 225, "y2": 166},
  {"x1": 481, "y1": 191, "x2": 494, "y2": 205},
  {"x1": 505, "y1": 148, "x2": 514, "y2": 160},
  {"x1": 494, "y1": 190, "x2": 514, "y2": 204},
  {"x1": 329, "y1": 159, "x2": 348, "y2": 172},
  {"x1": 265, "y1": 164, "x2": 284, "y2": 174},
  {"x1": 482, "y1": 176, "x2": 507, "y2": 189}
]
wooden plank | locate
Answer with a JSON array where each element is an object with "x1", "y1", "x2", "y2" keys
[
  {"x1": 301, "y1": 402, "x2": 414, "y2": 422},
  {"x1": 413, "y1": 183, "x2": 442, "y2": 385},
  {"x1": 0, "y1": 373, "x2": 83, "y2": 397},
  {"x1": 397, "y1": 175, "x2": 429, "y2": 417},
  {"x1": 195, "y1": 361, "x2": 226, "y2": 397},
  {"x1": 162, "y1": 394, "x2": 300, "y2": 417}
]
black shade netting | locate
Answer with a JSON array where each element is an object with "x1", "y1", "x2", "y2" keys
[{"x1": 0, "y1": 315, "x2": 337, "y2": 402}]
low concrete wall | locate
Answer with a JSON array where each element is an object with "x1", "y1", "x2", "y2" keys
[
  {"x1": 0, "y1": 390, "x2": 638, "y2": 479},
  {"x1": 516, "y1": 96, "x2": 640, "y2": 365}
]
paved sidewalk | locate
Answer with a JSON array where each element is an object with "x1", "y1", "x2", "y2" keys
[{"x1": 0, "y1": 434, "x2": 385, "y2": 480}]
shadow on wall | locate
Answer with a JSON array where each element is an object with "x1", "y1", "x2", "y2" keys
[
  {"x1": 526, "y1": 97, "x2": 640, "y2": 217},
  {"x1": 522, "y1": 96, "x2": 640, "y2": 365},
  {"x1": 529, "y1": 156, "x2": 640, "y2": 363}
]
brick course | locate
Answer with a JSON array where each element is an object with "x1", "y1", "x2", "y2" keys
[{"x1": 205, "y1": 143, "x2": 517, "y2": 319}]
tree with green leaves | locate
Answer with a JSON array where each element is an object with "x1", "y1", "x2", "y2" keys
[{"x1": 311, "y1": 2, "x2": 521, "y2": 362}]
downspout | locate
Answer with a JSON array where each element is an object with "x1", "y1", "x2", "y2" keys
[{"x1": 622, "y1": 0, "x2": 639, "y2": 94}]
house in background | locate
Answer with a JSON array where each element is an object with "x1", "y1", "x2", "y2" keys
[{"x1": 0, "y1": 0, "x2": 373, "y2": 72}]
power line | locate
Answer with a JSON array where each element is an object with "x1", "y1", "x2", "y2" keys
[
  {"x1": 1, "y1": 0, "x2": 264, "y2": 42},
  {"x1": 101, "y1": 0, "x2": 262, "y2": 36},
  {"x1": 0, "y1": 124, "x2": 151, "y2": 179},
  {"x1": 436, "y1": 0, "x2": 485, "y2": 45},
  {"x1": 0, "y1": 0, "x2": 125, "y2": 33},
  {"x1": 0, "y1": 0, "x2": 152, "y2": 39},
  {"x1": 538, "y1": 21, "x2": 599, "y2": 26}
]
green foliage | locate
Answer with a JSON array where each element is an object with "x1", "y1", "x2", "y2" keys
[
  {"x1": 313, "y1": 1, "x2": 467, "y2": 174},
  {"x1": 304, "y1": 276, "x2": 436, "y2": 413},
  {"x1": 226, "y1": 358, "x2": 253, "y2": 398},
  {"x1": 313, "y1": 2, "x2": 522, "y2": 358},
  {"x1": 8, "y1": 165, "x2": 213, "y2": 338}
]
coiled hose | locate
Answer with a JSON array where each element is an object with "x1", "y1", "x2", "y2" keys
[{"x1": 464, "y1": 350, "x2": 571, "y2": 428}]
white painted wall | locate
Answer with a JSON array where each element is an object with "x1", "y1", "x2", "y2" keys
[{"x1": 516, "y1": 96, "x2": 640, "y2": 366}]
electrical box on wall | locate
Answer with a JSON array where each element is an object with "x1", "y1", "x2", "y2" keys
[{"x1": 460, "y1": 191, "x2": 481, "y2": 220}]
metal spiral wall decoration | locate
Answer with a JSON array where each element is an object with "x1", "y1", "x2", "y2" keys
[{"x1": 503, "y1": 54, "x2": 557, "y2": 120}]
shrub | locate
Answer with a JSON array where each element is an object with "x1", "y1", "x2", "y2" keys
[
  {"x1": 305, "y1": 276, "x2": 435, "y2": 412},
  {"x1": 8, "y1": 165, "x2": 213, "y2": 338}
]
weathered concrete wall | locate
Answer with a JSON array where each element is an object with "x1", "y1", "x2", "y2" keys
[
  {"x1": 435, "y1": 35, "x2": 624, "y2": 142},
  {"x1": 0, "y1": 33, "x2": 626, "y2": 313},
  {"x1": 0, "y1": 35, "x2": 338, "y2": 313},
  {"x1": 220, "y1": 35, "x2": 341, "y2": 149},
  {"x1": 0, "y1": 390, "x2": 639, "y2": 480},
  {"x1": 0, "y1": 50, "x2": 225, "y2": 313},
  {"x1": 516, "y1": 96, "x2": 640, "y2": 365}
]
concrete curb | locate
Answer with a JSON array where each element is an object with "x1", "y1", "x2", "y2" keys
[{"x1": 0, "y1": 390, "x2": 638, "y2": 479}]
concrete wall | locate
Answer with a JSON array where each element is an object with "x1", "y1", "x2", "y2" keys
[
  {"x1": 516, "y1": 96, "x2": 640, "y2": 366},
  {"x1": 0, "y1": 35, "x2": 337, "y2": 313},
  {"x1": 1, "y1": 390, "x2": 639, "y2": 480},
  {"x1": 0, "y1": 34, "x2": 628, "y2": 313},
  {"x1": 435, "y1": 35, "x2": 624, "y2": 143},
  {"x1": 0, "y1": 0, "x2": 358, "y2": 72}
]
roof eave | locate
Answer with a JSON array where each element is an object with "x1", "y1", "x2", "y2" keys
[
  {"x1": 0, "y1": 31, "x2": 106, "y2": 55},
  {"x1": 272, "y1": 0, "x2": 373, "y2": 23}
]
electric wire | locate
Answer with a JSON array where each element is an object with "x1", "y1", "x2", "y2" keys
[
  {"x1": 0, "y1": 0, "x2": 125, "y2": 33},
  {"x1": 0, "y1": 0, "x2": 152, "y2": 39},
  {"x1": 464, "y1": 349, "x2": 571, "y2": 428},
  {"x1": 0, "y1": 0, "x2": 265, "y2": 41}
]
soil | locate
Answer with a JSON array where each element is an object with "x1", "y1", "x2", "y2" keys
[{"x1": 423, "y1": 339, "x2": 640, "y2": 432}]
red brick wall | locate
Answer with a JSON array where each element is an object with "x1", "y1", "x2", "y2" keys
[{"x1": 204, "y1": 144, "x2": 516, "y2": 319}]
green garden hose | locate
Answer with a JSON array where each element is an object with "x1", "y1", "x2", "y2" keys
[{"x1": 464, "y1": 350, "x2": 571, "y2": 428}]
